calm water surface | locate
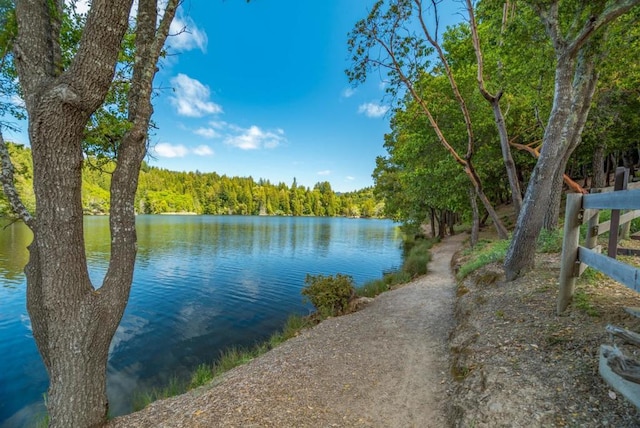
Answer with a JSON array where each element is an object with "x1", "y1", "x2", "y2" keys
[{"x1": 0, "y1": 215, "x2": 402, "y2": 426}]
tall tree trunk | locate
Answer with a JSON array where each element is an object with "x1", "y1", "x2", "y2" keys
[
  {"x1": 24, "y1": 95, "x2": 126, "y2": 427},
  {"x1": 505, "y1": 39, "x2": 599, "y2": 280},
  {"x1": 492, "y1": 98, "x2": 522, "y2": 214},
  {"x1": 429, "y1": 207, "x2": 436, "y2": 238},
  {"x1": 469, "y1": 187, "x2": 479, "y2": 247},
  {"x1": 448, "y1": 210, "x2": 455, "y2": 235},
  {"x1": 466, "y1": 0, "x2": 522, "y2": 216},
  {"x1": 11, "y1": 0, "x2": 178, "y2": 425},
  {"x1": 592, "y1": 140, "x2": 607, "y2": 188}
]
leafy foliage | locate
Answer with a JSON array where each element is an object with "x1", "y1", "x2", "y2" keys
[{"x1": 302, "y1": 273, "x2": 356, "y2": 317}]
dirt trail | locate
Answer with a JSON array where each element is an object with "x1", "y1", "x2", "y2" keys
[{"x1": 110, "y1": 234, "x2": 466, "y2": 428}]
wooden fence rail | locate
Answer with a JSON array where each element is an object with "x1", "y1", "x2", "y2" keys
[{"x1": 558, "y1": 167, "x2": 640, "y2": 314}]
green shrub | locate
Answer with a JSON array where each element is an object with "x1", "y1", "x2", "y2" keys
[{"x1": 302, "y1": 273, "x2": 355, "y2": 317}]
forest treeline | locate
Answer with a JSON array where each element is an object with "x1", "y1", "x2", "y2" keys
[{"x1": 0, "y1": 143, "x2": 383, "y2": 218}]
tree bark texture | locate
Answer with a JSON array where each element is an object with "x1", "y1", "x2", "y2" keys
[
  {"x1": 505, "y1": 50, "x2": 579, "y2": 280},
  {"x1": 12, "y1": 0, "x2": 178, "y2": 426},
  {"x1": 502, "y1": 0, "x2": 633, "y2": 280},
  {"x1": 592, "y1": 141, "x2": 607, "y2": 189},
  {"x1": 469, "y1": 187, "x2": 479, "y2": 247}
]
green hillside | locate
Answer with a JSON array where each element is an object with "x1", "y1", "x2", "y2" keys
[{"x1": 1, "y1": 143, "x2": 383, "y2": 218}]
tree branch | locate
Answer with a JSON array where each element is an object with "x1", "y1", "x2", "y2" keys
[
  {"x1": 0, "y1": 129, "x2": 33, "y2": 226},
  {"x1": 567, "y1": 0, "x2": 640, "y2": 57},
  {"x1": 414, "y1": 0, "x2": 475, "y2": 160},
  {"x1": 63, "y1": 0, "x2": 134, "y2": 111}
]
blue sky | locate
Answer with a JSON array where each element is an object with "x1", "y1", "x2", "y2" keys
[
  {"x1": 149, "y1": 0, "x2": 392, "y2": 193},
  {"x1": 7, "y1": 0, "x2": 464, "y2": 193}
]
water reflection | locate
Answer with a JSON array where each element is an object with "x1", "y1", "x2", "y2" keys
[{"x1": 0, "y1": 216, "x2": 402, "y2": 425}]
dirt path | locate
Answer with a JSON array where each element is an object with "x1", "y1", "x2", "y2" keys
[{"x1": 110, "y1": 234, "x2": 466, "y2": 428}]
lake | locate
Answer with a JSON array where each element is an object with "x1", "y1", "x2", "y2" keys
[{"x1": 0, "y1": 215, "x2": 403, "y2": 427}]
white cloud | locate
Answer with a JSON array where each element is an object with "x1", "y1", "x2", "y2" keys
[
  {"x1": 193, "y1": 145, "x2": 214, "y2": 156},
  {"x1": 152, "y1": 143, "x2": 214, "y2": 158},
  {"x1": 342, "y1": 87, "x2": 356, "y2": 98},
  {"x1": 346, "y1": 176, "x2": 355, "y2": 181},
  {"x1": 358, "y1": 102, "x2": 389, "y2": 118},
  {"x1": 170, "y1": 74, "x2": 222, "y2": 117},
  {"x1": 194, "y1": 127, "x2": 219, "y2": 139},
  {"x1": 154, "y1": 143, "x2": 189, "y2": 158},
  {"x1": 317, "y1": 170, "x2": 332, "y2": 176},
  {"x1": 208, "y1": 120, "x2": 229, "y2": 130},
  {"x1": 168, "y1": 14, "x2": 208, "y2": 53},
  {"x1": 224, "y1": 125, "x2": 286, "y2": 150},
  {"x1": 72, "y1": 0, "x2": 90, "y2": 14}
]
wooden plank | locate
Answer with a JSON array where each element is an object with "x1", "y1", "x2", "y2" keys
[
  {"x1": 617, "y1": 248, "x2": 640, "y2": 257},
  {"x1": 608, "y1": 168, "x2": 627, "y2": 258},
  {"x1": 590, "y1": 180, "x2": 640, "y2": 194},
  {"x1": 625, "y1": 307, "x2": 640, "y2": 318},
  {"x1": 591, "y1": 211, "x2": 640, "y2": 237},
  {"x1": 578, "y1": 245, "x2": 601, "y2": 276},
  {"x1": 600, "y1": 345, "x2": 640, "y2": 411},
  {"x1": 558, "y1": 194, "x2": 583, "y2": 314},
  {"x1": 578, "y1": 246, "x2": 640, "y2": 292},
  {"x1": 583, "y1": 189, "x2": 640, "y2": 210}
]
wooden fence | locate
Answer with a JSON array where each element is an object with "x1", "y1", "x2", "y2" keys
[{"x1": 558, "y1": 167, "x2": 640, "y2": 314}]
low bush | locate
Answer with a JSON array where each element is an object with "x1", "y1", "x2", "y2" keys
[{"x1": 302, "y1": 273, "x2": 356, "y2": 317}]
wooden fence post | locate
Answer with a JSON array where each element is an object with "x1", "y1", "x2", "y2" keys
[
  {"x1": 558, "y1": 193, "x2": 583, "y2": 314},
  {"x1": 585, "y1": 208, "x2": 600, "y2": 250},
  {"x1": 608, "y1": 167, "x2": 629, "y2": 257}
]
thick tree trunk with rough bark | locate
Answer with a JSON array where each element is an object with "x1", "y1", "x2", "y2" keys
[
  {"x1": 505, "y1": 49, "x2": 579, "y2": 279},
  {"x1": 8, "y1": 0, "x2": 178, "y2": 426}
]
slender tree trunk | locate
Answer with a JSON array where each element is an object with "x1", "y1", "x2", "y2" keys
[
  {"x1": 492, "y1": 98, "x2": 522, "y2": 214},
  {"x1": 466, "y1": 163, "x2": 509, "y2": 239},
  {"x1": 438, "y1": 209, "x2": 446, "y2": 238},
  {"x1": 592, "y1": 140, "x2": 606, "y2": 188},
  {"x1": 466, "y1": 0, "x2": 522, "y2": 216},
  {"x1": 429, "y1": 207, "x2": 436, "y2": 238},
  {"x1": 470, "y1": 187, "x2": 479, "y2": 247},
  {"x1": 448, "y1": 210, "x2": 455, "y2": 235}
]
